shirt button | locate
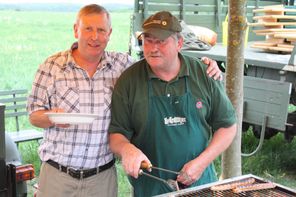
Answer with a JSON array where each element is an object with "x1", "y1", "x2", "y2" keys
[{"x1": 167, "y1": 94, "x2": 170, "y2": 97}]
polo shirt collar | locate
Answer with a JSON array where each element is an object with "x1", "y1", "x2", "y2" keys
[{"x1": 146, "y1": 53, "x2": 189, "y2": 80}]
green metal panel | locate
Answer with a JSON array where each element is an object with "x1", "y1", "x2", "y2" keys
[
  {"x1": 133, "y1": 0, "x2": 288, "y2": 43},
  {"x1": 147, "y1": 0, "x2": 217, "y2": 4},
  {"x1": 147, "y1": 4, "x2": 182, "y2": 12},
  {"x1": 243, "y1": 76, "x2": 291, "y2": 131},
  {"x1": 184, "y1": 5, "x2": 217, "y2": 12},
  {"x1": 183, "y1": 15, "x2": 218, "y2": 31},
  {"x1": 132, "y1": 13, "x2": 144, "y2": 32},
  {"x1": 134, "y1": 0, "x2": 141, "y2": 12},
  {"x1": 147, "y1": 4, "x2": 217, "y2": 12}
]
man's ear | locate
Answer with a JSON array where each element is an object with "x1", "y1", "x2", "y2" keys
[
  {"x1": 105, "y1": 27, "x2": 112, "y2": 42},
  {"x1": 177, "y1": 36, "x2": 184, "y2": 51},
  {"x1": 74, "y1": 23, "x2": 78, "y2": 39}
]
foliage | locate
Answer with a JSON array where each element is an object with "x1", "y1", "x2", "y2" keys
[{"x1": 241, "y1": 130, "x2": 296, "y2": 189}]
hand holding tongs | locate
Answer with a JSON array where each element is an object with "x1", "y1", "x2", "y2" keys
[
  {"x1": 140, "y1": 161, "x2": 180, "y2": 175},
  {"x1": 139, "y1": 161, "x2": 180, "y2": 191}
]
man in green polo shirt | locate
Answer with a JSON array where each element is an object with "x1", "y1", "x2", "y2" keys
[{"x1": 109, "y1": 11, "x2": 237, "y2": 197}]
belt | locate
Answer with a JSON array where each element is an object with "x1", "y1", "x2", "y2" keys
[{"x1": 46, "y1": 159, "x2": 115, "y2": 180}]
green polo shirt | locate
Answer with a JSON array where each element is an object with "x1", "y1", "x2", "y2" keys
[{"x1": 109, "y1": 53, "x2": 236, "y2": 140}]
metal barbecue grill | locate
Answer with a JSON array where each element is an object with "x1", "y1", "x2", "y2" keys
[{"x1": 154, "y1": 174, "x2": 296, "y2": 197}]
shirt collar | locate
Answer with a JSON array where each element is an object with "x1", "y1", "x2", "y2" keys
[
  {"x1": 64, "y1": 42, "x2": 112, "y2": 70},
  {"x1": 146, "y1": 53, "x2": 189, "y2": 80}
]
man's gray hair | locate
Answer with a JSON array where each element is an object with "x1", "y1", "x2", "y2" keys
[{"x1": 76, "y1": 4, "x2": 111, "y2": 27}]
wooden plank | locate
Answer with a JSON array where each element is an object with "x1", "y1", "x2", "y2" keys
[
  {"x1": 265, "y1": 37, "x2": 285, "y2": 44},
  {"x1": 255, "y1": 32, "x2": 277, "y2": 36},
  {"x1": 277, "y1": 43, "x2": 295, "y2": 49},
  {"x1": 253, "y1": 8, "x2": 296, "y2": 13},
  {"x1": 253, "y1": 15, "x2": 296, "y2": 20},
  {"x1": 268, "y1": 46, "x2": 293, "y2": 52},
  {"x1": 251, "y1": 45, "x2": 293, "y2": 52},
  {"x1": 252, "y1": 42, "x2": 277, "y2": 46},
  {"x1": 249, "y1": 22, "x2": 296, "y2": 26},
  {"x1": 274, "y1": 34, "x2": 296, "y2": 39},
  {"x1": 253, "y1": 28, "x2": 296, "y2": 33},
  {"x1": 287, "y1": 38, "x2": 296, "y2": 42},
  {"x1": 256, "y1": 31, "x2": 296, "y2": 36}
]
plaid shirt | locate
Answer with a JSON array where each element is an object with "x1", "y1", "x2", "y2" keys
[{"x1": 27, "y1": 43, "x2": 134, "y2": 169}]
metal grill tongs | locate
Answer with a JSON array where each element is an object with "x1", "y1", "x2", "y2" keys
[{"x1": 139, "y1": 161, "x2": 180, "y2": 191}]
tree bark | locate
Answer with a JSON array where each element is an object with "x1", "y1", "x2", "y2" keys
[{"x1": 221, "y1": 0, "x2": 247, "y2": 179}]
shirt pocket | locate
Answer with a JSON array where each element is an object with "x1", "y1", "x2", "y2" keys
[{"x1": 55, "y1": 86, "x2": 80, "y2": 112}]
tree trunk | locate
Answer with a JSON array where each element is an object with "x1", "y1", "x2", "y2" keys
[{"x1": 221, "y1": 0, "x2": 247, "y2": 179}]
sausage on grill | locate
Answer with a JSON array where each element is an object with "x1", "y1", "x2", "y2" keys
[
  {"x1": 232, "y1": 182, "x2": 276, "y2": 193},
  {"x1": 211, "y1": 178, "x2": 256, "y2": 191}
]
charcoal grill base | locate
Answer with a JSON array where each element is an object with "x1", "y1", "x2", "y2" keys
[{"x1": 154, "y1": 174, "x2": 296, "y2": 197}]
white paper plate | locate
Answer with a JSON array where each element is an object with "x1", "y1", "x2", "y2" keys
[{"x1": 45, "y1": 113, "x2": 99, "y2": 124}]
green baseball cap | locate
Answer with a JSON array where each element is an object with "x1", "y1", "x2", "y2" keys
[{"x1": 141, "y1": 11, "x2": 182, "y2": 40}]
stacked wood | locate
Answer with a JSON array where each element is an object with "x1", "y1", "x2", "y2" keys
[{"x1": 249, "y1": 4, "x2": 296, "y2": 53}]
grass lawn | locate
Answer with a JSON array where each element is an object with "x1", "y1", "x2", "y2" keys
[{"x1": 1, "y1": 9, "x2": 296, "y2": 196}]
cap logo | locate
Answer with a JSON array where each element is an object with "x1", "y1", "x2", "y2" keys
[
  {"x1": 162, "y1": 21, "x2": 167, "y2": 26},
  {"x1": 143, "y1": 19, "x2": 162, "y2": 27}
]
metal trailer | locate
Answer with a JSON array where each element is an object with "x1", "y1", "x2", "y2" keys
[{"x1": 129, "y1": 0, "x2": 296, "y2": 145}]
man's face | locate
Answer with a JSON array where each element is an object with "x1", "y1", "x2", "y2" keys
[
  {"x1": 74, "y1": 13, "x2": 112, "y2": 60},
  {"x1": 142, "y1": 34, "x2": 182, "y2": 69}
]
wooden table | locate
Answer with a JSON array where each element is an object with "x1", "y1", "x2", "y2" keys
[{"x1": 182, "y1": 43, "x2": 296, "y2": 72}]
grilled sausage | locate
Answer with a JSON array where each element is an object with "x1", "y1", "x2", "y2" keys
[
  {"x1": 211, "y1": 178, "x2": 256, "y2": 191},
  {"x1": 232, "y1": 182, "x2": 276, "y2": 193}
]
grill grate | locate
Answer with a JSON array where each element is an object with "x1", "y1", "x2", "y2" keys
[
  {"x1": 175, "y1": 186, "x2": 295, "y2": 197},
  {"x1": 154, "y1": 174, "x2": 296, "y2": 197}
]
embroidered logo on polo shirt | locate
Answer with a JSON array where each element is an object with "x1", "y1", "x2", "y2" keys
[
  {"x1": 196, "y1": 100, "x2": 203, "y2": 109},
  {"x1": 164, "y1": 116, "x2": 186, "y2": 126}
]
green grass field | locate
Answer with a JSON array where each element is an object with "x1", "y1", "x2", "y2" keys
[{"x1": 1, "y1": 9, "x2": 296, "y2": 196}]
